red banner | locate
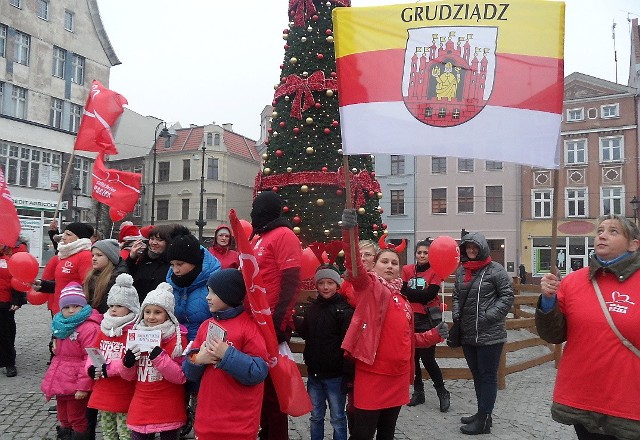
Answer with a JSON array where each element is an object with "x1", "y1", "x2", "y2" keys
[
  {"x1": 92, "y1": 153, "x2": 141, "y2": 222},
  {"x1": 0, "y1": 169, "x2": 21, "y2": 248},
  {"x1": 229, "y1": 209, "x2": 312, "y2": 416},
  {"x1": 74, "y1": 80, "x2": 127, "y2": 155}
]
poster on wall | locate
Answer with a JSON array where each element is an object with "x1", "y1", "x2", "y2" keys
[{"x1": 18, "y1": 217, "x2": 43, "y2": 265}]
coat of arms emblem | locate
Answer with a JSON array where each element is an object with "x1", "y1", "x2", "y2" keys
[{"x1": 402, "y1": 26, "x2": 497, "y2": 127}]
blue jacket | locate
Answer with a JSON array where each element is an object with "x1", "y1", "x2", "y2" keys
[{"x1": 166, "y1": 246, "x2": 221, "y2": 340}]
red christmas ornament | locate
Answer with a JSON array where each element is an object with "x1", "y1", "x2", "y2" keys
[
  {"x1": 332, "y1": 120, "x2": 339, "y2": 127},
  {"x1": 312, "y1": 14, "x2": 319, "y2": 21},
  {"x1": 268, "y1": 127, "x2": 273, "y2": 133},
  {"x1": 280, "y1": 64, "x2": 284, "y2": 70},
  {"x1": 276, "y1": 149, "x2": 284, "y2": 157},
  {"x1": 321, "y1": 166, "x2": 328, "y2": 172},
  {"x1": 283, "y1": 206, "x2": 290, "y2": 213},
  {"x1": 283, "y1": 29, "x2": 290, "y2": 34},
  {"x1": 331, "y1": 72, "x2": 337, "y2": 77},
  {"x1": 293, "y1": 215, "x2": 301, "y2": 225},
  {"x1": 314, "y1": 102, "x2": 321, "y2": 109},
  {"x1": 279, "y1": 121, "x2": 286, "y2": 128},
  {"x1": 323, "y1": 128, "x2": 331, "y2": 134},
  {"x1": 382, "y1": 223, "x2": 388, "y2": 230},
  {"x1": 372, "y1": 224, "x2": 378, "y2": 230},
  {"x1": 272, "y1": 187, "x2": 278, "y2": 192},
  {"x1": 336, "y1": 189, "x2": 343, "y2": 196},
  {"x1": 379, "y1": 207, "x2": 384, "y2": 213},
  {"x1": 272, "y1": 100, "x2": 277, "y2": 106},
  {"x1": 265, "y1": 139, "x2": 270, "y2": 145},
  {"x1": 370, "y1": 171, "x2": 376, "y2": 177},
  {"x1": 293, "y1": 127, "x2": 300, "y2": 135},
  {"x1": 284, "y1": 44, "x2": 290, "y2": 49},
  {"x1": 325, "y1": 29, "x2": 333, "y2": 35},
  {"x1": 317, "y1": 53, "x2": 324, "y2": 60},
  {"x1": 368, "y1": 190, "x2": 375, "y2": 197}
]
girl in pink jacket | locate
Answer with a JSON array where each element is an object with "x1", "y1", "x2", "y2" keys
[{"x1": 41, "y1": 282, "x2": 102, "y2": 440}]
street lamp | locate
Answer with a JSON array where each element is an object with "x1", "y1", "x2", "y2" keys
[
  {"x1": 630, "y1": 196, "x2": 640, "y2": 224},
  {"x1": 195, "y1": 142, "x2": 207, "y2": 242},
  {"x1": 72, "y1": 184, "x2": 81, "y2": 222},
  {"x1": 151, "y1": 122, "x2": 171, "y2": 225}
]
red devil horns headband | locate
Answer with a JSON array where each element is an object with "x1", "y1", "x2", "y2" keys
[{"x1": 378, "y1": 233, "x2": 407, "y2": 254}]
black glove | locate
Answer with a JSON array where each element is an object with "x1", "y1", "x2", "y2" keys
[
  {"x1": 341, "y1": 376, "x2": 354, "y2": 394},
  {"x1": 149, "y1": 346, "x2": 163, "y2": 361},
  {"x1": 87, "y1": 365, "x2": 96, "y2": 379},
  {"x1": 123, "y1": 349, "x2": 137, "y2": 368},
  {"x1": 101, "y1": 364, "x2": 108, "y2": 378},
  {"x1": 341, "y1": 209, "x2": 358, "y2": 229},
  {"x1": 436, "y1": 321, "x2": 449, "y2": 339}
]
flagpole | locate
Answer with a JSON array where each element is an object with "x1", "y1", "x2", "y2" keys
[
  {"x1": 550, "y1": 169, "x2": 560, "y2": 275},
  {"x1": 342, "y1": 155, "x2": 358, "y2": 277},
  {"x1": 53, "y1": 151, "x2": 76, "y2": 223}
]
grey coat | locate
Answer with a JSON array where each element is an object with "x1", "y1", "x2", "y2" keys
[{"x1": 452, "y1": 232, "x2": 514, "y2": 346}]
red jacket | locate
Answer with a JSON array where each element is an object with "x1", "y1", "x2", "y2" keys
[
  {"x1": 42, "y1": 247, "x2": 93, "y2": 314},
  {"x1": 87, "y1": 323, "x2": 136, "y2": 413},
  {"x1": 0, "y1": 246, "x2": 28, "y2": 304},
  {"x1": 208, "y1": 245, "x2": 240, "y2": 269}
]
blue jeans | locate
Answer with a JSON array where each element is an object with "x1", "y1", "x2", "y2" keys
[
  {"x1": 462, "y1": 343, "x2": 504, "y2": 414},
  {"x1": 307, "y1": 376, "x2": 347, "y2": 440}
]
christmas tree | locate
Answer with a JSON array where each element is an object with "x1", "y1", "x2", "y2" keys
[{"x1": 256, "y1": 0, "x2": 384, "y2": 253}]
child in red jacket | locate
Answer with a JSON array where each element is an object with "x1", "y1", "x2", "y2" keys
[
  {"x1": 41, "y1": 282, "x2": 102, "y2": 440},
  {"x1": 86, "y1": 273, "x2": 140, "y2": 440},
  {"x1": 120, "y1": 282, "x2": 187, "y2": 440}
]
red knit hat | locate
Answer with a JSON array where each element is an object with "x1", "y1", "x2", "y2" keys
[{"x1": 119, "y1": 224, "x2": 144, "y2": 243}]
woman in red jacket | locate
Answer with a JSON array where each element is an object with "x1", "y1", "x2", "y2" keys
[
  {"x1": 208, "y1": 225, "x2": 239, "y2": 269},
  {"x1": 340, "y1": 209, "x2": 448, "y2": 440}
]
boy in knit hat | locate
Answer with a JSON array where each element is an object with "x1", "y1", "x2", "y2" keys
[
  {"x1": 42, "y1": 282, "x2": 101, "y2": 440},
  {"x1": 86, "y1": 273, "x2": 139, "y2": 440},
  {"x1": 294, "y1": 264, "x2": 354, "y2": 440},
  {"x1": 120, "y1": 282, "x2": 187, "y2": 439},
  {"x1": 183, "y1": 269, "x2": 269, "y2": 440}
]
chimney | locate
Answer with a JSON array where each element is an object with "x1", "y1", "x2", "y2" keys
[{"x1": 222, "y1": 123, "x2": 233, "y2": 132}]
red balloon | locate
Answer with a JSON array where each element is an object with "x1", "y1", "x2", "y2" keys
[
  {"x1": 27, "y1": 288, "x2": 49, "y2": 306},
  {"x1": 239, "y1": 219, "x2": 253, "y2": 239},
  {"x1": 11, "y1": 278, "x2": 31, "y2": 293},
  {"x1": 300, "y1": 247, "x2": 320, "y2": 280},
  {"x1": 8, "y1": 252, "x2": 39, "y2": 283},
  {"x1": 429, "y1": 236, "x2": 461, "y2": 279}
]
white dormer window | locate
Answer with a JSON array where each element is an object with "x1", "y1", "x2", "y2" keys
[
  {"x1": 566, "y1": 108, "x2": 584, "y2": 122},
  {"x1": 601, "y1": 104, "x2": 619, "y2": 119}
]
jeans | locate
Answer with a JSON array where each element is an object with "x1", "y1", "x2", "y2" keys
[
  {"x1": 307, "y1": 376, "x2": 347, "y2": 440},
  {"x1": 462, "y1": 343, "x2": 503, "y2": 414}
]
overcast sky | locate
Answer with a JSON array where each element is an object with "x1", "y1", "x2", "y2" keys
[{"x1": 97, "y1": 0, "x2": 640, "y2": 141}]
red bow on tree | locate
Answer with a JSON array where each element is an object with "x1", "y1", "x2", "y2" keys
[
  {"x1": 274, "y1": 71, "x2": 337, "y2": 120},
  {"x1": 288, "y1": 0, "x2": 317, "y2": 27}
]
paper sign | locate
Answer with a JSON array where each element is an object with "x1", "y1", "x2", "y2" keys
[
  {"x1": 207, "y1": 322, "x2": 227, "y2": 343},
  {"x1": 126, "y1": 329, "x2": 161, "y2": 352},
  {"x1": 85, "y1": 348, "x2": 106, "y2": 368}
]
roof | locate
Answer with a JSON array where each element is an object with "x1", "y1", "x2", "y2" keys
[
  {"x1": 154, "y1": 125, "x2": 259, "y2": 162},
  {"x1": 88, "y1": 0, "x2": 121, "y2": 66}
]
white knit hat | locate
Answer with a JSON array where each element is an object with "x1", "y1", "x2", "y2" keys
[
  {"x1": 136, "y1": 282, "x2": 182, "y2": 357},
  {"x1": 107, "y1": 273, "x2": 140, "y2": 314}
]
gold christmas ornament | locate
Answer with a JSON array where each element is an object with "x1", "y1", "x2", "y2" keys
[
  {"x1": 282, "y1": 34, "x2": 288, "y2": 40},
  {"x1": 272, "y1": 111, "x2": 278, "y2": 117},
  {"x1": 272, "y1": 131, "x2": 278, "y2": 137},
  {"x1": 377, "y1": 206, "x2": 383, "y2": 213},
  {"x1": 373, "y1": 231, "x2": 378, "y2": 237},
  {"x1": 307, "y1": 26, "x2": 313, "y2": 32},
  {"x1": 305, "y1": 117, "x2": 314, "y2": 125},
  {"x1": 263, "y1": 168, "x2": 272, "y2": 175},
  {"x1": 326, "y1": 36, "x2": 334, "y2": 43},
  {"x1": 287, "y1": 167, "x2": 293, "y2": 173},
  {"x1": 290, "y1": 57, "x2": 298, "y2": 64},
  {"x1": 377, "y1": 192, "x2": 383, "y2": 199},
  {"x1": 301, "y1": 185, "x2": 309, "y2": 193},
  {"x1": 338, "y1": 250, "x2": 345, "y2": 257},
  {"x1": 273, "y1": 84, "x2": 279, "y2": 90},
  {"x1": 293, "y1": 226, "x2": 301, "y2": 234},
  {"x1": 302, "y1": 71, "x2": 309, "y2": 77},
  {"x1": 337, "y1": 148, "x2": 343, "y2": 154},
  {"x1": 324, "y1": 229, "x2": 330, "y2": 236},
  {"x1": 326, "y1": 89, "x2": 334, "y2": 97},
  {"x1": 301, "y1": 37, "x2": 307, "y2": 43},
  {"x1": 357, "y1": 207, "x2": 366, "y2": 215},
  {"x1": 306, "y1": 146, "x2": 315, "y2": 154},
  {"x1": 316, "y1": 198, "x2": 325, "y2": 206},
  {"x1": 261, "y1": 153, "x2": 268, "y2": 160},
  {"x1": 351, "y1": 168, "x2": 358, "y2": 173}
]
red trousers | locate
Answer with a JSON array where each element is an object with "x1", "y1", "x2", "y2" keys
[{"x1": 57, "y1": 395, "x2": 89, "y2": 433}]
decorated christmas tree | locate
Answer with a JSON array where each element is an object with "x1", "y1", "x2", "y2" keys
[{"x1": 255, "y1": 0, "x2": 384, "y2": 254}]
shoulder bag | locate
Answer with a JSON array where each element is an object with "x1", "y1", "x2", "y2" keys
[{"x1": 446, "y1": 268, "x2": 486, "y2": 347}]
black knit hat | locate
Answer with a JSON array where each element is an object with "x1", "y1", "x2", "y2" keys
[
  {"x1": 65, "y1": 222, "x2": 94, "y2": 240},
  {"x1": 166, "y1": 228, "x2": 202, "y2": 265},
  {"x1": 207, "y1": 269, "x2": 246, "y2": 307},
  {"x1": 250, "y1": 191, "x2": 283, "y2": 230}
]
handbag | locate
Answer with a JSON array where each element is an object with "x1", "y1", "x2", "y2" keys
[
  {"x1": 592, "y1": 279, "x2": 640, "y2": 359},
  {"x1": 446, "y1": 268, "x2": 487, "y2": 348}
]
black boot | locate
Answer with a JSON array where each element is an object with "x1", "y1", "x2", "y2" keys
[
  {"x1": 71, "y1": 430, "x2": 90, "y2": 440},
  {"x1": 407, "y1": 390, "x2": 425, "y2": 407},
  {"x1": 461, "y1": 413, "x2": 493, "y2": 426},
  {"x1": 460, "y1": 413, "x2": 492, "y2": 435},
  {"x1": 55, "y1": 426, "x2": 72, "y2": 440},
  {"x1": 435, "y1": 386, "x2": 450, "y2": 412}
]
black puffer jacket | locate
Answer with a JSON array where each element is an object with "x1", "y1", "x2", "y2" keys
[
  {"x1": 452, "y1": 232, "x2": 514, "y2": 346},
  {"x1": 126, "y1": 251, "x2": 171, "y2": 303}
]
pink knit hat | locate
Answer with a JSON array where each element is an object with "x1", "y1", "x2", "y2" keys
[{"x1": 59, "y1": 282, "x2": 87, "y2": 309}]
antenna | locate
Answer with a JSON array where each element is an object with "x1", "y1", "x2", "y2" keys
[{"x1": 612, "y1": 20, "x2": 618, "y2": 84}]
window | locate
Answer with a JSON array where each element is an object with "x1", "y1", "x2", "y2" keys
[
  {"x1": 0, "y1": 24, "x2": 7, "y2": 58},
  {"x1": 206, "y1": 199, "x2": 218, "y2": 220},
  {"x1": 158, "y1": 162, "x2": 170, "y2": 182},
  {"x1": 458, "y1": 158, "x2": 474, "y2": 172},
  {"x1": 50, "y1": 98, "x2": 63, "y2": 128},
  {"x1": 11, "y1": 86, "x2": 27, "y2": 119},
  {"x1": 566, "y1": 188, "x2": 587, "y2": 217},
  {"x1": 566, "y1": 108, "x2": 584, "y2": 122},
  {"x1": 431, "y1": 188, "x2": 447, "y2": 214},
  {"x1": 214, "y1": 133, "x2": 221, "y2": 146},
  {"x1": 14, "y1": 31, "x2": 30, "y2": 65},
  {"x1": 182, "y1": 159, "x2": 190, "y2": 180},
  {"x1": 565, "y1": 139, "x2": 586, "y2": 164},
  {"x1": 486, "y1": 185, "x2": 503, "y2": 213},
  {"x1": 533, "y1": 190, "x2": 552, "y2": 218},
  {"x1": 10, "y1": 0, "x2": 21, "y2": 7},
  {"x1": 69, "y1": 103, "x2": 82, "y2": 132},
  {"x1": 133, "y1": 198, "x2": 141, "y2": 217},
  {"x1": 432, "y1": 156, "x2": 446, "y2": 174},
  {"x1": 601, "y1": 104, "x2": 619, "y2": 119},
  {"x1": 390, "y1": 155, "x2": 405, "y2": 175},
  {"x1": 157, "y1": 200, "x2": 169, "y2": 221},
  {"x1": 0, "y1": 82, "x2": 4, "y2": 114},
  {"x1": 71, "y1": 54, "x2": 84, "y2": 85},
  {"x1": 72, "y1": 157, "x2": 90, "y2": 194},
  {"x1": 52, "y1": 47, "x2": 65, "y2": 78},
  {"x1": 600, "y1": 136, "x2": 623, "y2": 163},
  {"x1": 64, "y1": 10, "x2": 74, "y2": 31},
  {"x1": 458, "y1": 187, "x2": 474, "y2": 213},
  {"x1": 38, "y1": 0, "x2": 49, "y2": 19},
  {"x1": 486, "y1": 161, "x2": 503, "y2": 171},
  {"x1": 390, "y1": 190, "x2": 404, "y2": 215},
  {"x1": 602, "y1": 186, "x2": 622, "y2": 215},
  {"x1": 181, "y1": 199, "x2": 190, "y2": 220},
  {"x1": 207, "y1": 158, "x2": 218, "y2": 180},
  {"x1": 206, "y1": 133, "x2": 213, "y2": 146}
]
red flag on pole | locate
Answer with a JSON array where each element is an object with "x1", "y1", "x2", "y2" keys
[
  {"x1": 229, "y1": 209, "x2": 312, "y2": 416},
  {"x1": 0, "y1": 169, "x2": 21, "y2": 248},
  {"x1": 74, "y1": 80, "x2": 127, "y2": 155},
  {"x1": 92, "y1": 153, "x2": 142, "y2": 222}
]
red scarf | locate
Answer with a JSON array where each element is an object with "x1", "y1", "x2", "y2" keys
[{"x1": 462, "y1": 257, "x2": 492, "y2": 282}]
